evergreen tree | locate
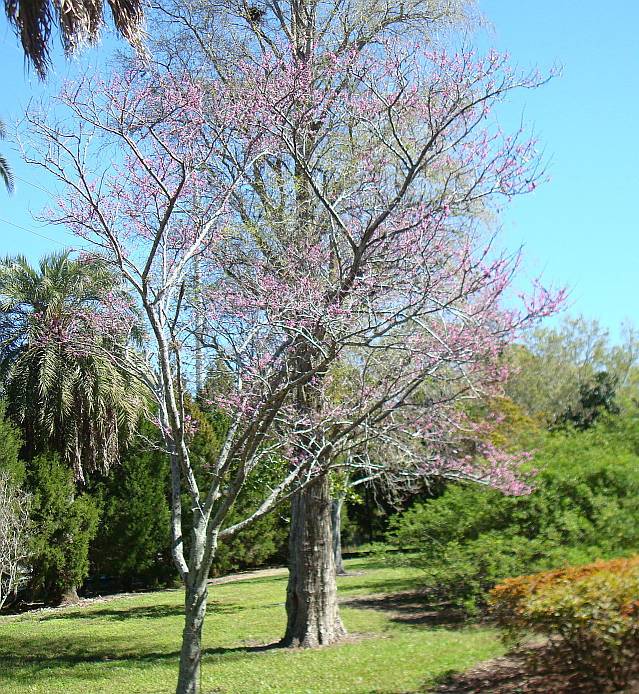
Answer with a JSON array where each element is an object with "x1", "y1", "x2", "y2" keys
[
  {"x1": 89, "y1": 422, "x2": 174, "y2": 589},
  {"x1": 557, "y1": 371, "x2": 620, "y2": 430},
  {"x1": 26, "y1": 453, "x2": 98, "y2": 604},
  {"x1": 0, "y1": 402, "x2": 24, "y2": 483}
]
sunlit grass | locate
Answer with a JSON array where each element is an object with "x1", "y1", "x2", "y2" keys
[{"x1": 0, "y1": 558, "x2": 503, "y2": 693}]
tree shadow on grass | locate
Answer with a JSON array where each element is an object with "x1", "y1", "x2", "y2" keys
[
  {"x1": 38, "y1": 601, "x2": 243, "y2": 622},
  {"x1": 342, "y1": 589, "x2": 465, "y2": 628},
  {"x1": 341, "y1": 558, "x2": 391, "y2": 572},
  {"x1": 213, "y1": 574, "x2": 285, "y2": 589},
  {"x1": 338, "y1": 576, "x2": 424, "y2": 597},
  {"x1": 0, "y1": 632, "x2": 286, "y2": 688},
  {"x1": 32, "y1": 603, "x2": 183, "y2": 622},
  {"x1": 0, "y1": 638, "x2": 283, "y2": 666}
]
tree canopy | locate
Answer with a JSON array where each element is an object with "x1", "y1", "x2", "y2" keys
[{"x1": 0, "y1": 251, "x2": 149, "y2": 480}]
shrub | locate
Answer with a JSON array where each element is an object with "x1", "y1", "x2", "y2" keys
[
  {"x1": 387, "y1": 411, "x2": 639, "y2": 610},
  {"x1": 26, "y1": 453, "x2": 99, "y2": 603},
  {"x1": 89, "y1": 434, "x2": 174, "y2": 589},
  {"x1": 489, "y1": 556, "x2": 639, "y2": 690},
  {"x1": 414, "y1": 533, "x2": 544, "y2": 613}
]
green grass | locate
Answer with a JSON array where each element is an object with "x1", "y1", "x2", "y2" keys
[{"x1": 0, "y1": 558, "x2": 504, "y2": 693}]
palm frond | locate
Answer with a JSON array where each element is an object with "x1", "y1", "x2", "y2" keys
[
  {"x1": 0, "y1": 120, "x2": 14, "y2": 194},
  {"x1": 0, "y1": 155, "x2": 14, "y2": 194},
  {"x1": 3, "y1": 0, "x2": 145, "y2": 78},
  {"x1": 0, "y1": 251, "x2": 152, "y2": 479}
]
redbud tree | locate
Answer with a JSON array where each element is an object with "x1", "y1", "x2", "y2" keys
[
  {"x1": 24, "y1": 35, "x2": 560, "y2": 693},
  {"x1": 147, "y1": 0, "x2": 561, "y2": 655}
]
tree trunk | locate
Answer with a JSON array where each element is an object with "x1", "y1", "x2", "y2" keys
[
  {"x1": 176, "y1": 572, "x2": 209, "y2": 694},
  {"x1": 59, "y1": 585, "x2": 80, "y2": 605},
  {"x1": 331, "y1": 497, "x2": 347, "y2": 575},
  {"x1": 283, "y1": 473, "x2": 346, "y2": 647}
]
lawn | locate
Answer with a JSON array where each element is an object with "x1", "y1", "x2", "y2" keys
[{"x1": 0, "y1": 558, "x2": 503, "y2": 693}]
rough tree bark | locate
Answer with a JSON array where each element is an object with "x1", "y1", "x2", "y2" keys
[
  {"x1": 283, "y1": 473, "x2": 346, "y2": 647},
  {"x1": 331, "y1": 496, "x2": 347, "y2": 576}
]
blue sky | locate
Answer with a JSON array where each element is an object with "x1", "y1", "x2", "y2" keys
[
  {"x1": 0, "y1": 23, "x2": 111, "y2": 256},
  {"x1": 479, "y1": 1, "x2": 639, "y2": 335},
  {"x1": 1, "y1": 1, "x2": 637, "y2": 335}
]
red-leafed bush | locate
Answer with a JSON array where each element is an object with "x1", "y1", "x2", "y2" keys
[{"x1": 489, "y1": 556, "x2": 639, "y2": 690}]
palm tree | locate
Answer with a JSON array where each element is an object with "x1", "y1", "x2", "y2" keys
[
  {"x1": 3, "y1": 0, "x2": 145, "y2": 79},
  {"x1": 0, "y1": 251, "x2": 150, "y2": 482},
  {"x1": 0, "y1": 120, "x2": 14, "y2": 194}
]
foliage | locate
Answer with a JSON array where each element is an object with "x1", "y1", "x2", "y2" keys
[
  {"x1": 213, "y1": 507, "x2": 288, "y2": 576},
  {"x1": 0, "y1": 402, "x2": 24, "y2": 484},
  {"x1": 338, "y1": 484, "x2": 392, "y2": 546},
  {"x1": 0, "y1": 251, "x2": 149, "y2": 481},
  {"x1": 0, "y1": 557, "x2": 503, "y2": 693},
  {"x1": 505, "y1": 316, "x2": 639, "y2": 425},
  {"x1": 484, "y1": 397, "x2": 548, "y2": 451},
  {"x1": 25, "y1": 453, "x2": 99, "y2": 603},
  {"x1": 3, "y1": 0, "x2": 144, "y2": 78},
  {"x1": 0, "y1": 405, "x2": 30, "y2": 610},
  {"x1": 88, "y1": 401, "x2": 287, "y2": 589},
  {"x1": 89, "y1": 425, "x2": 174, "y2": 589},
  {"x1": 187, "y1": 399, "x2": 288, "y2": 576},
  {"x1": 556, "y1": 370, "x2": 620, "y2": 430},
  {"x1": 387, "y1": 410, "x2": 639, "y2": 609},
  {"x1": 490, "y1": 557, "x2": 639, "y2": 690}
]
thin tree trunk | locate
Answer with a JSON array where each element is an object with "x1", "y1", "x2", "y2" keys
[
  {"x1": 283, "y1": 473, "x2": 346, "y2": 647},
  {"x1": 176, "y1": 571, "x2": 209, "y2": 694},
  {"x1": 331, "y1": 497, "x2": 347, "y2": 575}
]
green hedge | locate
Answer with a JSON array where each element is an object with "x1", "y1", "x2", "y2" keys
[{"x1": 387, "y1": 412, "x2": 639, "y2": 610}]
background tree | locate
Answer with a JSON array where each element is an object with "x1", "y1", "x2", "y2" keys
[
  {"x1": 0, "y1": 251, "x2": 148, "y2": 481},
  {"x1": 89, "y1": 421, "x2": 174, "y2": 590},
  {"x1": 26, "y1": 452, "x2": 98, "y2": 604},
  {"x1": 187, "y1": 398, "x2": 289, "y2": 577},
  {"x1": 505, "y1": 316, "x2": 639, "y2": 426},
  {"x1": 556, "y1": 370, "x2": 620, "y2": 430},
  {"x1": 0, "y1": 406, "x2": 29, "y2": 610},
  {"x1": 0, "y1": 402, "x2": 24, "y2": 481}
]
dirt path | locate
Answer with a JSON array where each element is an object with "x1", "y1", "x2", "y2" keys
[
  {"x1": 432, "y1": 647, "x2": 639, "y2": 693},
  {"x1": 208, "y1": 566, "x2": 287, "y2": 585}
]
